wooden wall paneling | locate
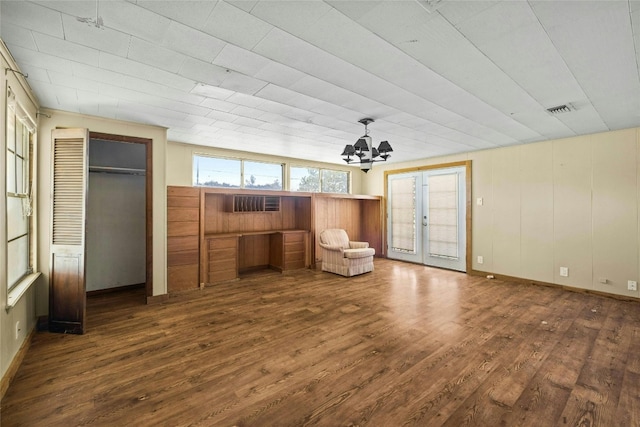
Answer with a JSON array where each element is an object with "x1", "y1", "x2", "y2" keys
[
  {"x1": 360, "y1": 199, "x2": 382, "y2": 255},
  {"x1": 311, "y1": 195, "x2": 382, "y2": 263},
  {"x1": 253, "y1": 213, "x2": 266, "y2": 232},
  {"x1": 269, "y1": 233, "x2": 284, "y2": 271},
  {"x1": 227, "y1": 211, "x2": 241, "y2": 232},
  {"x1": 295, "y1": 197, "x2": 312, "y2": 230},
  {"x1": 167, "y1": 186, "x2": 200, "y2": 292},
  {"x1": 238, "y1": 234, "x2": 270, "y2": 271},
  {"x1": 203, "y1": 194, "x2": 226, "y2": 234},
  {"x1": 281, "y1": 197, "x2": 296, "y2": 229},
  {"x1": 167, "y1": 221, "x2": 199, "y2": 237}
]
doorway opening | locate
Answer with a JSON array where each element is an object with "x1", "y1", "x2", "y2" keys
[
  {"x1": 87, "y1": 132, "x2": 152, "y2": 300},
  {"x1": 385, "y1": 161, "x2": 471, "y2": 272}
]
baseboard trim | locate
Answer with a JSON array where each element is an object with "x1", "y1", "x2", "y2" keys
[
  {"x1": 86, "y1": 283, "x2": 145, "y2": 297},
  {"x1": 0, "y1": 325, "x2": 36, "y2": 401},
  {"x1": 468, "y1": 269, "x2": 640, "y2": 302}
]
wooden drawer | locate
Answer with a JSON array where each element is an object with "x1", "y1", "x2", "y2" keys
[
  {"x1": 205, "y1": 236, "x2": 238, "y2": 284},
  {"x1": 208, "y1": 237, "x2": 238, "y2": 250},
  {"x1": 284, "y1": 232, "x2": 304, "y2": 244}
]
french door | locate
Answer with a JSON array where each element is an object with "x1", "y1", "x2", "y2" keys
[{"x1": 387, "y1": 166, "x2": 467, "y2": 272}]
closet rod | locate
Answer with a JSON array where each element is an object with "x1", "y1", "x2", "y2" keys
[{"x1": 88, "y1": 166, "x2": 146, "y2": 176}]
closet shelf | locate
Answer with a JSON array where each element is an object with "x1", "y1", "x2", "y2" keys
[{"x1": 89, "y1": 166, "x2": 146, "y2": 175}]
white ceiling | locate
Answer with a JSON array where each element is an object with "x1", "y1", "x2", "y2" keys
[{"x1": 2, "y1": 0, "x2": 640, "y2": 166}]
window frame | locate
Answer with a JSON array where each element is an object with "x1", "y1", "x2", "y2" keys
[
  {"x1": 6, "y1": 86, "x2": 36, "y2": 292},
  {"x1": 193, "y1": 154, "x2": 284, "y2": 191}
]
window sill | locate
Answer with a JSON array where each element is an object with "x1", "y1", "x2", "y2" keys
[{"x1": 7, "y1": 272, "x2": 41, "y2": 310}]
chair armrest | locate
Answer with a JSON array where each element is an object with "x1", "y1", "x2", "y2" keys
[
  {"x1": 319, "y1": 242, "x2": 345, "y2": 252},
  {"x1": 349, "y1": 241, "x2": 369, "y2": 249}
]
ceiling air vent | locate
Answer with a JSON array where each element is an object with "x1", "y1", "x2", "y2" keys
[{"x1": 546, "y1": 104, "x2": 574, "y2": 115}]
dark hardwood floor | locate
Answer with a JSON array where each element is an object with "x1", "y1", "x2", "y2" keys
[{"x1": 2, "y1": 258, "x2": 640, "y2": 426}]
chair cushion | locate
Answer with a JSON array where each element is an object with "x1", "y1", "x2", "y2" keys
[
  {"x1": 320, "y1": 229, "x2": 350, "y2": 249},
  {"x1": 344, "y1": 248, "x2": 375, "y2": 259}
]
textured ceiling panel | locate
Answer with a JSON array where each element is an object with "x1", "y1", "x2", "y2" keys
[
  {"x1": 1, "y1": 0, "x2": 639, "y2": 166},
  {"x1": 162, "y1": 21, "x2": 226, "y2": 63}
]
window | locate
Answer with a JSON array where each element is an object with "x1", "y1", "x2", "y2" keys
[
  {"x1": 290, "y1": 167, "x2": 320, "y2": 192},
  {"x1": 193, "y1": 155, "x2": 282, "y2": 190},
  {"x1": 244, "y1": 161, "x2": 282, "y2": 190},
  {"x1": 290, "y1": 167, "x2": 349, "y2": 194},
  {"x1": 321, "y1": 169, "x2": 349, "y2": 193},
  {"x1": 193, "y1": 156, "x2": 240, "y2": 188},
  {"x1": 7, "y1": 87, "x2": 35, "y2": 290}
]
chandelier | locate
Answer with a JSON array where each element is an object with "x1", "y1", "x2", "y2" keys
[{"x1": 341, "y1": 118, "x2": 393, "y2": 173}]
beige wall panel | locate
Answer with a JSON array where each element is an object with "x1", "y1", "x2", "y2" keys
[
  {"x1": 553, "y1": 136, "x2": 593, "y2": 288},
  {"x1": 491, "y1": 146, "x2": 521, "y2": 277},
  {"x1": 519, "y1": 142, "x2": 554, "y2": 282},
  {"x1": 591, "y1": 129, "x2": 638, "y2": 296},
  {"x1": 469, "y1": 150, "x2": 493, "y2": 271}
]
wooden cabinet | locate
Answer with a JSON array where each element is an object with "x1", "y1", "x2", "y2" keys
[
  {"x1": 166, "y1": 186, "x2": 382, "y2": 292},
  {"x1": 202, "y1": 230, "x2": 309, "y2": 285},
  {"x1": 204, "y1": 235, "x2": 238, "y2": 283},
  {"x1": 167, "y1": 186, "x2": 200, "y2": 291},
  {"x1": 269, "y1": 231, "x2": 309, "y2": 272},
  {"x1": 283, "y1": 231, "x2": 307, "y2": 270}
]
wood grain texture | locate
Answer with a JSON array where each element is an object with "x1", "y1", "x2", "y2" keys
[
  {"x1": 312, "y1": 194, "x2": 383, "y2": 262},
  {"x1": 167, "y1": 186, "x2": 201, "y2": 292},
  {"x1": 4, "y1": 259, "x2": 640, "y2": 426}
]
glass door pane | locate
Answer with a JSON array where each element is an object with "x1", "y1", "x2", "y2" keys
[
  {"x1": 422, "y1": 167, "x2": 466, "y2": 272},
  {"x1": 387, "y1": 173, "x2": 422, "y2": 263}
]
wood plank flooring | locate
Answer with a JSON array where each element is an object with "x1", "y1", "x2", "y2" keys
[{"x1": 2, "y1": 258, "x2": 640, "y2": 426}]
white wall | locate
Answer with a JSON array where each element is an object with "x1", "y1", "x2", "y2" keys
[
  {"x1": 166, "y1": 141, "x2": 364, "y2": 193},
  {"x1": 365, "y1": 128, "x2": 640, "y2": 298}
]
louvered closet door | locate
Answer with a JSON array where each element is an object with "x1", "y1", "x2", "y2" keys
[{"x1": 49, "y1": 128, "x2": 89, "y2": 334}]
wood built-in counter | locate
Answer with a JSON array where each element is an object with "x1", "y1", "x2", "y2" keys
[
  {"x1": 166, "y1": 186, "x2": 382, "y2": 293},
  {"x1": 202, "y1": 230, "x2": 310, "y2": 285}
]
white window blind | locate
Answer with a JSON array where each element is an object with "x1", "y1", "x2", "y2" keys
[
  {"x1": 427, "y1": 173, "x2": 458, "y2": 259},
  {"x1": 390, "y1": 176, "x2": 416, "y2": 253}
]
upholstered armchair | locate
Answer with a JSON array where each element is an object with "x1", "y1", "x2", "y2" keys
[{"x1": 318, "y1": 229, "x2": 375, "y2": 277}]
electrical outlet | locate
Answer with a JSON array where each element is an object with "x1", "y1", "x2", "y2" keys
[
  {"x1": 477, "y1": 255, "x2": 484, "y2": 264},
  {"x1": 628, "y1": 280, "x2": 637, "y2": 291},
  {"x1": 560, "y1": 267, "x2": 569, "y2": 277}
]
